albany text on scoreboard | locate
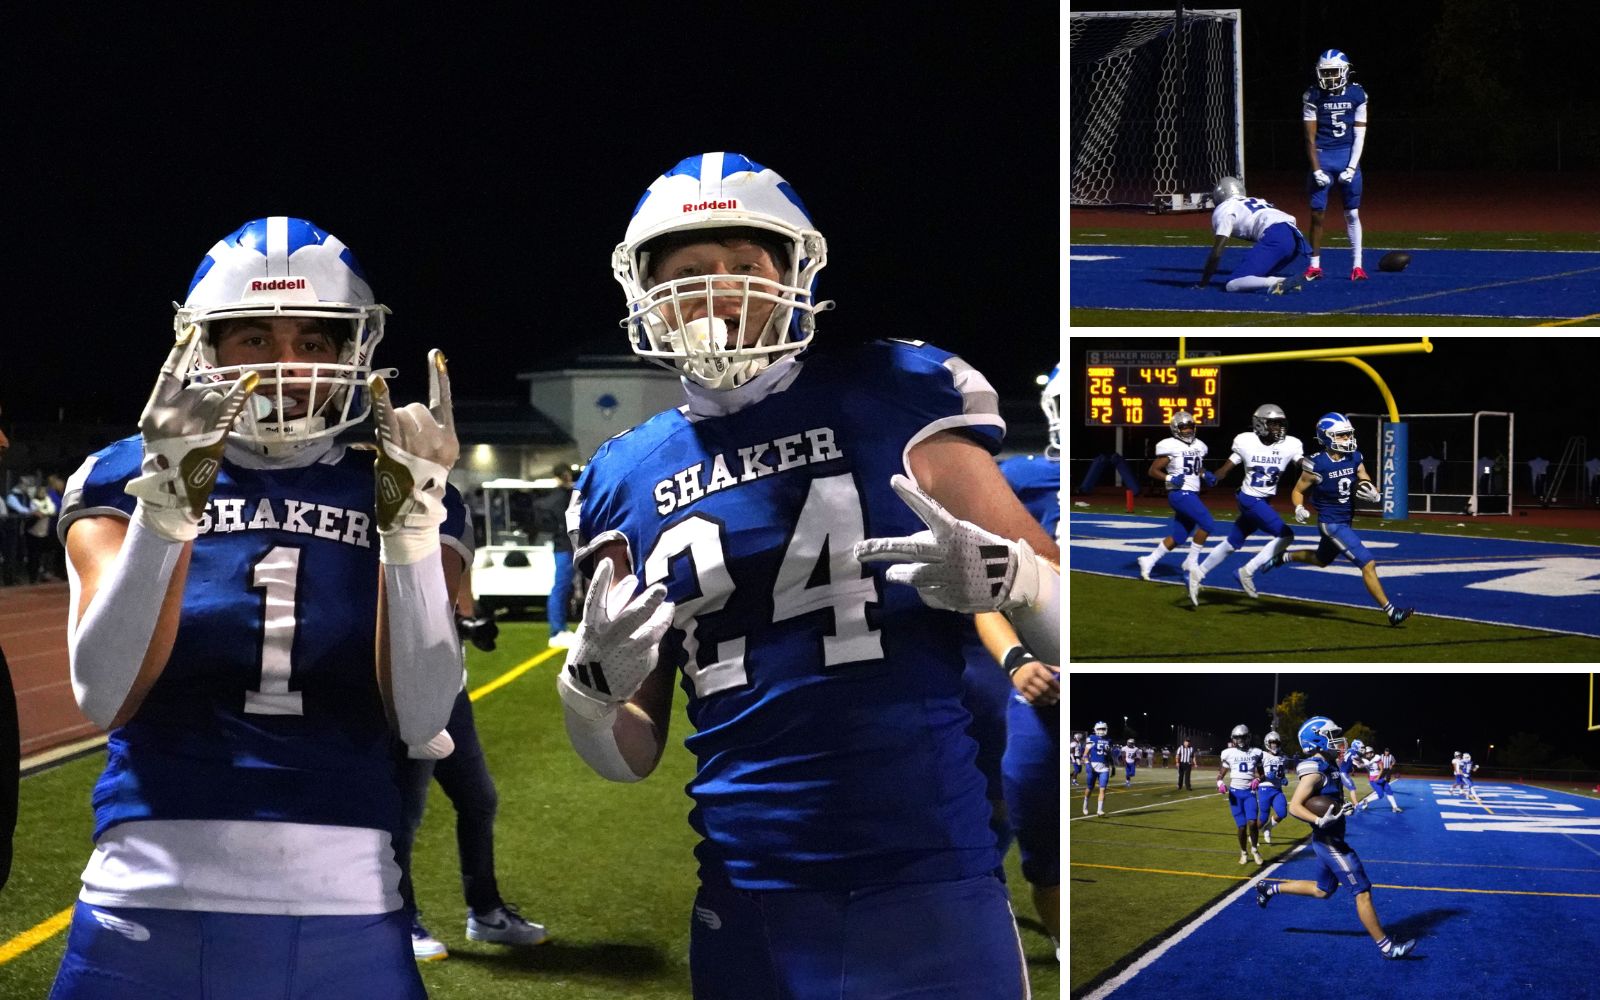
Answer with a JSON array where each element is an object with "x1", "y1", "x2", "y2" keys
[{"x1": 1084, "y1": 350, "x2": 1221, "y2": 428}]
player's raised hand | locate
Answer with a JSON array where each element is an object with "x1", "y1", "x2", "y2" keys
[
  {"x1": 1313, "y1": 169, "x2": 1331, "y2": 187},
  {"x1": 370, "y1": 349, "x2": 459, "y2": 561},
  {"x1": 854, "y1": 474, "x2": 1046, "y2": 614},
  {"x1": 125, "y1": 324, "x2": 260, "y2": 542},
  {"x1": 1338, "y1": 167, "x2": 1356, "y2": 184},
  {"x1": 557, "y1": 559, "x2": 675, "y2": 721}
]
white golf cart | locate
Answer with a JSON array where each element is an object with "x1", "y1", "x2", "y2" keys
[{"x1": 470, "y1": 477, "x2": 565, "y2": 614}]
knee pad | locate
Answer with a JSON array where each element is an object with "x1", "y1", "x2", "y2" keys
[{"x1": 1345, "y1": 209, "x2": 1360, "y2": 227}]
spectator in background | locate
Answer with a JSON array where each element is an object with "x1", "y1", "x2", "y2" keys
[
  {"x1": 1176, "y1": 739, "x2": 1195, "y2": 790},
  {"x1": 3, "y1": 477, "x2": 32, "y2": 585},
  {"x1": 26, "y1": 484, "x2": 56, "y2": 582},
  {"x1": 0, "y1": 409, "x2": 17, "y2": 889},
  {"x1": 46, "y1": 473, "x2": 66, "y2": 580},
  {"x1": 1162, "y1": 746, "x2": 1171, "y2": 768},
  {"x1": 535, "y1": 464, "x2": 576, "y2": 648}
]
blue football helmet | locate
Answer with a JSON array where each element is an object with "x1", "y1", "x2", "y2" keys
[
  {"x1": 1316, "y1": 49, "x2": 1350, "y2": 91},
  {"x1": 1299, "y1": 716, "x2": 1347, "y2": 754},
  {"x1": 1252, "y1": 403, "x2": 1287, "y2": 443},
  {"x1": 613, "y1": 152, "x2": 832, "y2": 390},
  {"x1": 1041, "y1": 363, "x2": 1063, "y2": 459},
  {"x1": 1170, "y1": 410, "x2": 1198, "y2": 444},
  {"x1": 1316, "y1": 412, "x2": 1357, "y2": 453},
  {"x1": 175, "y1": 217, "x2": 389, "y2": 458},
  {"x1": 1350, "y1": 739, "x2": 1366, "y2": 755}
]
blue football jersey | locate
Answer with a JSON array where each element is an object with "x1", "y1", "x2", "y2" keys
[
  {"x1": 59, "y1": 438, "x2": 469, "y2": 841},
  {"x1": 1302, "y1": 449, "x2": 1362, "y2": 524},
  {"x1": 1297, "y1": 755, "x2": 1347, "y2": 838},
  {"x1": 1301, "y1": 82, "x2": 1369, "y2": 153},
  {"x1": 999, "y1": 454, "x2": 1060, "y2": 540},
  {"x1": 1084, "y1": 733, "x2": 1112, "y2": 765},
  {"x1": 573, "y1": 340, "x2": 1006, "y2": 891}
]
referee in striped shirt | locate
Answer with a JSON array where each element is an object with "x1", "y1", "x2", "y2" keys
[{"x1": 1176, "y1": 739, "x2": 1195, "y2": 790}]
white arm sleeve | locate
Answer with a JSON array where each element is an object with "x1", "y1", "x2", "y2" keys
[
  {"x1": 558, "y1": 687, "x2": 649, "y2": 783},
  {"x1": 68, "y1": 508, "x2": 185, "y2": 730},
  {"x1": 1001, "y1": 556, "x2": 1060, "y2": 665},
  {"x1": 383, "y1": 555, "x2": 463, "y2": 745},
  {"x1": 1348, "y1": 123, "x2": 1366, "y2": 170}
]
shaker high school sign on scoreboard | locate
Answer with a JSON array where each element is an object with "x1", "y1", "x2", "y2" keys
[{"x1": 1084, "y1": 350, "x2": 1221, "y2": 428}]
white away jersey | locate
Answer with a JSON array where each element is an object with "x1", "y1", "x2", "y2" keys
[
  {"x1": 1155, "y1": 436, "x2": 1209, "y2": 492},
  {"x1": 1212, "y1": 197, "x2": 1298, "y2": 243},
  {"x1": 1221, "y1": 746, "x2": 1262, "y2": 789},
  {"x1": 1229, "y1": 432, "x2": 1306, "y2": 498}
]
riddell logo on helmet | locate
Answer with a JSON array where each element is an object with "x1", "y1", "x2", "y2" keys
[
  {"x1": 248, "y1": 278, "x2": 308, "y2": 292},
  {"x1": 682, "y1": 199, "x2": 738, "y2": 213}
]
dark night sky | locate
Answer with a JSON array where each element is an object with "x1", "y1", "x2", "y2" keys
[
  {"x1": 1069, "y1": 671, "x2": 1600, "y2": 768},
  {"x1": 1069, "y1": 336, "x2": 1596, "y2": 466},
  {"x1": 0, "y1": 9, "x2": 1057, "y2": 427}
]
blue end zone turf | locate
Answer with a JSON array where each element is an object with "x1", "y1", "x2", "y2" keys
[
  {"x1": 1070, "y1": 245, "x2": 1600, "y2": 319},
  {"x1": 1071, "y1": 515, "x2": 1600, "y2": 637},
  {"x1": 1083, "y1": 782, "x2": 1600, "y2": 999}
]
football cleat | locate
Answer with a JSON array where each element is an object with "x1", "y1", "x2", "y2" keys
[
  {"x1": 1270, "y1": 274, "x2": 1307, "y2": 295},
  {"x1": 412, "y1": 915, "x2": 448, "y2": 961},
  {"x1": 1388, "y1": 606, "x2": 1414, "y2": 627},
  {"x1": 547, "y1": 630, "x2": 577, "y2": 648},
  {"x1": 1351, "y1": 266, "x2": 1369, "y2": 281},
  {"x1": 1250, "y1": 846, "x2": 1264, "y2": 865},
  {"x1": 1237, "y1": 564, "x2": 1259, "y2": 598},
  {"x1": 1384, "y1": 938, "x2": 1416, "y2": 960},
  {"x1": 1255, "y1": 882, "x2": 1273, "y2": 908},
  {"x1": 1239, "y1": 850, "x2": 1250, "y2": 865},
  {"x1": 1097, "y1": 809, "x2": 1105, "y2": 817},
  {"x1": 1262, "y1": 826, "x2": 1272, "y2": 844},
  {"x1": 1302, "y1": 266, "x2": 1324, "y2": 281},
  {"x1": 467, "y1": 904, "x2": 549, "y2": 946},
  {"x1": 1137, "y1": 553, "x2": 1157, "y2": 581},
  {"x1": 1187, "y1": 565, "x2": 1204, "y2": 606}
]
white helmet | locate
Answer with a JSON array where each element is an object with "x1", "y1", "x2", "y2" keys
[
  {"x1": 612, "y1": 152, "x2": 832, "y2": 391},
  {"x1": 1094, "y1": 721, "x2": 1109, "y2": 736},
  {"x1": 1212, "y1": 176, "x2": 1246, "y2": 205},
  {"x1": 1316, "y1": 49, "x2": 1351, "y2": 91},
  {"x1": 1462, "y1": 753, "x2": 1472, "y2": 762},
  {"x1": 1230, "y1": 723, "x2": 1251, "y2": 748},
  {"x1": 174, "y1": 217, "x2": 389, "y2": 458},
  {"x1": 1264, "y1": 731, "x2": 1282, "y2": 752},
  {"x1": 1041, "y1": 363, "x2": 1063, "y2": 459}
]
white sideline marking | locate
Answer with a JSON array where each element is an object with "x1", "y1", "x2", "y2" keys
[
  {"x1": 1069, "y1": 792, "x2": 1215, "y2": 821},
  {"x1": 1084, "y1": 845, "x2": 1309, "y2": 999}
]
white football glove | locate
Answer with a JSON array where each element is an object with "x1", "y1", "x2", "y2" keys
[
  {"x1": 1294, "y1": 505, "x2": 1311, "y2": 524},
  {"x1": 853, "y1": 475, "x2": 1048, "y2": 614},
  {"x1": 556, "y1": 560, "x2": 675, "y2": 722},
  {"x1": 1312, "y1": 169, "x2": 1331, "y2": 187},
  {"x1": 1355, "y1": 480, "x2": 1381, "y2": 503},
  {"x1": 1316, "y1": 800, "x2": 1356, "y2": 828},
  {"x1": 125, "y1": 325, "x2": 260, "y2": 542},
  {"x1": 371, "y1": 349, "x2": 459, "y2": 564},
  {"x1": 1339, "y1": 166, "x2": 1357, "y2": 183}
]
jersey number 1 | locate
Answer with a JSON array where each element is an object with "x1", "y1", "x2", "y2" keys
[{"x1": 244, "y1": 546, "x2": 304, "y2": 715}]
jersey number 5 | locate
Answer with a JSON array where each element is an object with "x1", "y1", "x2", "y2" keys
[{"x1": 642, "y1": 473, "x2": 884, "y2": 699}]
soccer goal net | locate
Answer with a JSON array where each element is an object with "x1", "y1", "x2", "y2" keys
[
  {"x1": 1069, "y1": 8, "x2": 1243, "y2": 210},
  {"x1": 1347, "y1": 412, "x2": 1515, "y2": 515}
]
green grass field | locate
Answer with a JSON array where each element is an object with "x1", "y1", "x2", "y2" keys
[
  {"x1": 0, "y1": 621, "x2": 1061, "y2": 999},
  {"x1": 1069, "y1": 502, "x2": 1600, "y2": 662},
  {"x1": 1069, "y1": 226, "x2": 1600, "y2": 326},
  {"x1": 1068, "y1": 771, "x2": 1306, "y2": 996}
]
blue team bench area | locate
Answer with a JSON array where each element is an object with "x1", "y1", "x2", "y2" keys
[
  {"x1": 1069, "y1": 244, "x2": 1600, "y2": 320},
  {"x1": 1069, "y1": 515, "x2": 1600, "y2": 638},
  {"x1": 1079, "y1": 781, "x2": 1600, "y2": 999}
]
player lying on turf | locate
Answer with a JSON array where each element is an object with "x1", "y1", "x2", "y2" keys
[
  {"x1": 1255, "y1": 717, "x2": 1416, "y2": 961},
  {"x1": 1194, "y1": 177, "x2": 1313, "y2": 294},
  {"x1": 1251, "y1": 413, "x2": 1415, "y2": 626}
]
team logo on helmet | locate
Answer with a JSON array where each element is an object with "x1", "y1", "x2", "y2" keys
[
  {"x1": 1316, "y1": 49, "x2": 1351, "y2": 91},
  {"x1": 1316, "y1": 412, "x2": 1357, "y2": 453}
]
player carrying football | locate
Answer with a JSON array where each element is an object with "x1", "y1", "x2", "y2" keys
[
  {"x1": 1303, "y1": 49, "x2": 1371, "y2": 281},
  {"x1": 1261, "y1": 413, "x2": 1414, "y2": 626},
  {"x1": 1255, "y1": 717, "x2": 1416, "y2": 960}
]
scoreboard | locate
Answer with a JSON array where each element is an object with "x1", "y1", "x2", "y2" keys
[{"x1": 1084, "y1": 350, "x2": 1221, "y2": 428}]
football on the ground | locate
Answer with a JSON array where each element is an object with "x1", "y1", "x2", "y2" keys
[
  {"x1": 1378, "y1": 251, "x2": 1412, "y2": 272},
  {"x1": 1301, "y1": 794, "x2": 1341, "y2": 823}
]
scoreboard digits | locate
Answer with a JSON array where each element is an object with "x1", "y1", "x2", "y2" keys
[{"x1": 1084, "y1": 351, "x2": 1221, "y2": 429}]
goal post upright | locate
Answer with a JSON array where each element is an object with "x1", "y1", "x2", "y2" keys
[{"x1": 1175, "y1": 337, "x2": 1437, "y2": 520}]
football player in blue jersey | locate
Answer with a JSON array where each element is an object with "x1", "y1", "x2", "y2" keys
[
  {"x1": 1255, "y1": 717, "x2": 1416, "y2": 960},
  {"x1": 1137, "y1": 410, "x2": 1218, "y2": 591},
  {"x1": 1302, "y1": 49, "x2": 1372, "y2": 281},
  {"x1": 1268, "y1": 413, "x2": 1414, "y2": 626},
  {"x1": 1083, "y1": 721, "x2": 1114, "y2": 818},
  {"x1": 556, "y1": 153, "x2": 1060, "y2": 1000},
  {"x1": 49, "y1": 218, "x2": 469, "y2": 1000},
  {"x1": 1187, "y1": 403, "x2": 1304, "y2": 603}
]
